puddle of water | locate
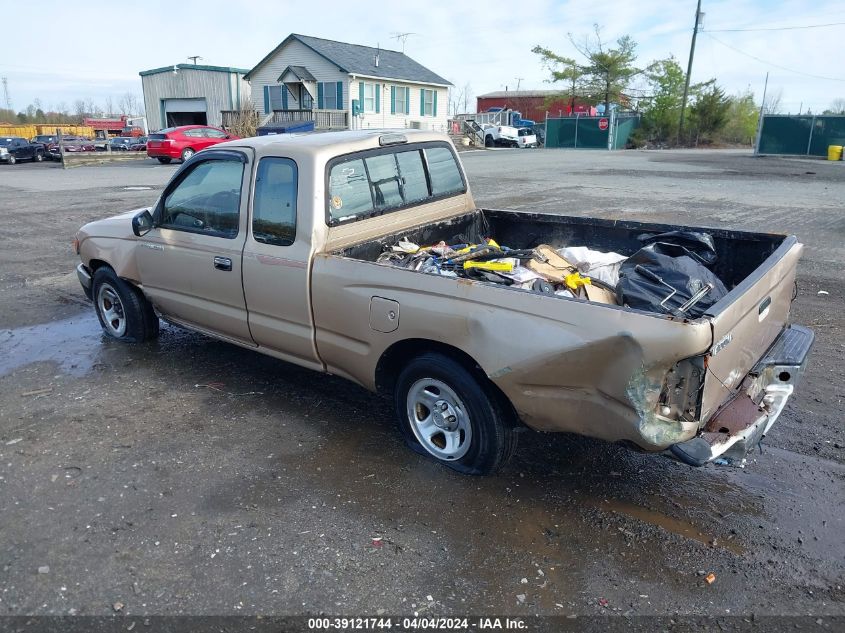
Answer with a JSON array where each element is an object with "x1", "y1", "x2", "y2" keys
[
  {"x1": 592, "y1": 498, "x2": 745, "y2": 555},
  {"x1": 0, "y1": 313, "x2": 106, "y2": 377}
]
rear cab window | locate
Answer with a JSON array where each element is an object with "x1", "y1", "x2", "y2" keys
[
  {"x1": 252, "y1": 157, "x2": 298, "y2": 246},
  {"x1": 326, "y1": 142, "x2": 465, "y2": 225}
]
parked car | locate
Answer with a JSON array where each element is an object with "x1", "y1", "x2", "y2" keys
[
  {"x1": 146, "y1": 125, "x2": 239, "y2": 164},
  {"x1": 47, "y1": 137, "x2": 96, "y2": 160},
  {"x1": 32, "y1": 134, "x2": 59, "y2": 146},
  {"x1": 73, "y1": 130, "x2": 812, "y2": 475},
  {"x1": 0, "y1": 137, "x2": 46, "y2": 164},
  {"x1": 109, "y1": 137, "x2": 135, "y2": 151},
  {"x1": 130, "y1": 136, "x2": 148, "y2": 151}
]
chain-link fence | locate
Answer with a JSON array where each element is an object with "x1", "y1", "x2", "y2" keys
[
  {"x1": 544, "y1": 114, "x2": 640, "y2": 149},
  {"x1": 756, "y1": 115, "x2": 845, "y2": 157}
]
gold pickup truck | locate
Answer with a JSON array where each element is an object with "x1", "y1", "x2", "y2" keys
[{"x1": 73, "y1": 130, "x2": 813, "y2": 474}]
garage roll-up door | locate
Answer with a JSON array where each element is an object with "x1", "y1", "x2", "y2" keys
[{"x1": 164, "y1": 98, "x2": 207, "y2": 113}]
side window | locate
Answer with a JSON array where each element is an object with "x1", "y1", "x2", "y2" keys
[
  {"x1": 426, "y1": 147, "x2": 464, "y2": 196},
  {"x1": 205, "y1": 129, "x2": 227, "y2": 139},
  {"x1": 160, "y1": 159, "x2": 244, "y2": 238},
  {"x1": 328, "y1": 158, "x2": 373, "y2": 221},
  {"x1": 253, "y1": 157, "x2": 298, "y2": 246}
]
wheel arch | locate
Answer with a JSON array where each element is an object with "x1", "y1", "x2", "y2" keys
[
  {"x1": 87, "y1": 257, "x2": 143, "y2": 290},
  {"x1": 375, "y1": 338, "x2": 518, "y2": 420}
]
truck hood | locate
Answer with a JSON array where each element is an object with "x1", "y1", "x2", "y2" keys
[{"x1": 77, "y1": 207, "x2": 149, "y2": 241}]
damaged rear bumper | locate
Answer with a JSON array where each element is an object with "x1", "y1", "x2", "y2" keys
[{"x1": 669, "y1": 324, "x2": 814, "y2": 466}]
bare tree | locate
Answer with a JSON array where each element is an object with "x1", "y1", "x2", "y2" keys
[
  {"x1": 828, "y1": 98, "x2": 845, "y2": 114},
  {"x1": 74, "y1": 99, "x2": 87, "y2": 118},
  {"x1": 85, "y1": 98, "x2": 98, "y2": 117},
  {"x1": 763, "y1": 89, "x2": 783, "y2": 114},
  {"x1": 104, "y1": 96, "x2": 114, "y2": 117},
  {"x1": 119, "y1": 92, "x2": 141, "y2": 116},
  {"x1": 450, "y1": 84, "x2": 472, "y2": 115}
]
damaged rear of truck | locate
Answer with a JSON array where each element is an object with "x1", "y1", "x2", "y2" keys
[
  {"x1": 75, "y1": 130, "x2": 812, "y2": 475},
  {"x1": 311, "y1": 138, "x2": 812, "y2": 472}
]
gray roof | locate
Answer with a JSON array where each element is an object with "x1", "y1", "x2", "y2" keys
[
  {"x1": 246, "y1": 33, "x2": 451, "y2": 86},
  {"x1": 477, "y1": 90, "x2": 567, "y2": 99},
  {"x1": 278, "y1": 65, "x2": 316, "y2": 82}
]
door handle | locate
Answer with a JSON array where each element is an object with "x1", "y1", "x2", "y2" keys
[{"x1": 213, "y1": 256, "x2": 232, "y2": 271}]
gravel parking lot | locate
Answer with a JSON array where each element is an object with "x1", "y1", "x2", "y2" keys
[{"x1": 0, "y1": 149, "x2": 842, "y2": 622}]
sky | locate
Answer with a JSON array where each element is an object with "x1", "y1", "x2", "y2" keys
[{"x1": 2, "y1": 0, "x2": 845, "y2": 117}]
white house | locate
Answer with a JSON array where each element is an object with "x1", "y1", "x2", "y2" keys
[{"x1": 244, "y1": 34, "x2": 452, "y2": 131}]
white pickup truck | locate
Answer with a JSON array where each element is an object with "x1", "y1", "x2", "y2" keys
[
  {"x1": 482, "y1": 124, "x2": 537, "y2": 148},
  {"x1": 73, "y1": 130, "x2": 813, "y2": 475}
]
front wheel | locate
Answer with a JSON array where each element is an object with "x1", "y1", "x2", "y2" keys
[
  {"x1": 394, "y1": 352, "x2": 517, "y2": 475},
  {"x1": 181, "y1": 147, "x2": 195, "y2": 162},
  {"x1": 34, "y1": 151, "x2": 43, "y2": 162},
  {"x1": 156, "y1": 157, "x2": 172, "y2": 164},
  {"x1": 92, "y1": 267, "x2": 159, "y2": 343},
  {"x1": 7, "y1": 155, "x2": 15, "y2": 165}
]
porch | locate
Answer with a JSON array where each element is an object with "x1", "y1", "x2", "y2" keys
[{"x1": 221, "y1": 108, "x2": 349, "y2": 131}]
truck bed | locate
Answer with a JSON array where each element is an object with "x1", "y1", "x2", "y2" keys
[
  {"x1": 316, "y1": 208, "x2": 803, "y2": 457},
  {"x1": 336, "y1": 209, "x2": 786, "y2": 299}
]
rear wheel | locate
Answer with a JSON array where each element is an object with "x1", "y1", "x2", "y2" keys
[
  {"x1": 181, "y1": 147, "x2": 195, "y2": 162},
  {"x1": 92, "y1": 267, "x2": 159, "y2": 343},
  {"x1": 394, "y1": 352, "x2": 517, "y2": 475},
  {"x1": 156, "y1": 157, "x2": 172, "y2": 164},
  {"x1": 484, "y1": 135, "x2": 493, "y2": 148}
]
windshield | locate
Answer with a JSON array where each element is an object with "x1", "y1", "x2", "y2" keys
[
  {"x1": 33, "y1": 136, "x2": 54, "y2": 143},
  {"x1": 0, "y1": 138, "x2": 14, "y2": 146}
]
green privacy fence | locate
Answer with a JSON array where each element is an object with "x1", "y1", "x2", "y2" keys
[
  {"x1": 544, "y1": 114, "x2": 640, "y2": 149},
  {"x1": 756, "y1": 115, "x2": 845, "y2": 156}
]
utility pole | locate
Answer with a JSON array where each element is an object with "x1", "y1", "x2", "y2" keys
[
  {"x1": 1, "y1": 77, "x2": 11, "y2": 110},
  {"x1": 677, "y1": 0, "x2": 702, "y2": 145},
  {"x1": 753, "y1": 72, "x2": 769, "y2": 155},
  {"x1": 187, "y1": 56, "x2": 202, "y2": 65},
  {"x1": 514, "y1": 77, "x2": 524, "y2": 92}
]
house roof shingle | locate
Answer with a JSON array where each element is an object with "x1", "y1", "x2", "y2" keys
[{"x1": 246, "y1": 34, "x2": 452, "y2": 86}]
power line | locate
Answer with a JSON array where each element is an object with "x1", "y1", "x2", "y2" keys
[
  {"x1": 705, "y1": 21, "x2": 845, "y2": 33},
  {"x1": 703, "y1": 32, "x2": 845, "y2": 82}
]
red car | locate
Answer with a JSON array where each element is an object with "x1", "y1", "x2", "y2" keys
[{"x1": 146, "y1": 125, "x2": 238, "y2": 164}]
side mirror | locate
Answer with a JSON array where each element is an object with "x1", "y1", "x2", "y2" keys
[{"x1": 132, "y1": 209, "x2": 154, "y2": 237}]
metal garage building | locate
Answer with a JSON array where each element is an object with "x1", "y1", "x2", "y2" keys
[{"x1": 140, "y1": 64, "x2": 251, "y2": 131}]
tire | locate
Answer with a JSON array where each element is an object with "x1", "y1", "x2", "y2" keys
[
  {"x1": 394, "y1": 352, "x2": 517, "y2": 475},
  {"x1": 157, "y1": 157, "x2": 172, "y2": 164},
  {"x1": 92, "y1": 267, "x2": 159, "y2": 343},
  {"x1": 181, "y1": 147, "x2": 195, "y2": 162},
  {"x1": 7, "y1": 155, "x2": 15, "y2": 165},
  {"x1": 34, "y1": 151, "x2": 43, "y2": 162},
  {"x1": 484, "y1": 135, "x2": 493, "y2": 148}
]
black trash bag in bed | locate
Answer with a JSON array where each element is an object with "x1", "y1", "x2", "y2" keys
[
  {"x1": 617, "y1": 246, "x2": 728, "y2": 318},
  {"x1": 637, "y1": 230, "x2": 718, "y2": 267}
]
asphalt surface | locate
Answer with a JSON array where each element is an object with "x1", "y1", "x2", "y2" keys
[{"x1": 0, "y1": 150, "x2": 842, "y2": 622}]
